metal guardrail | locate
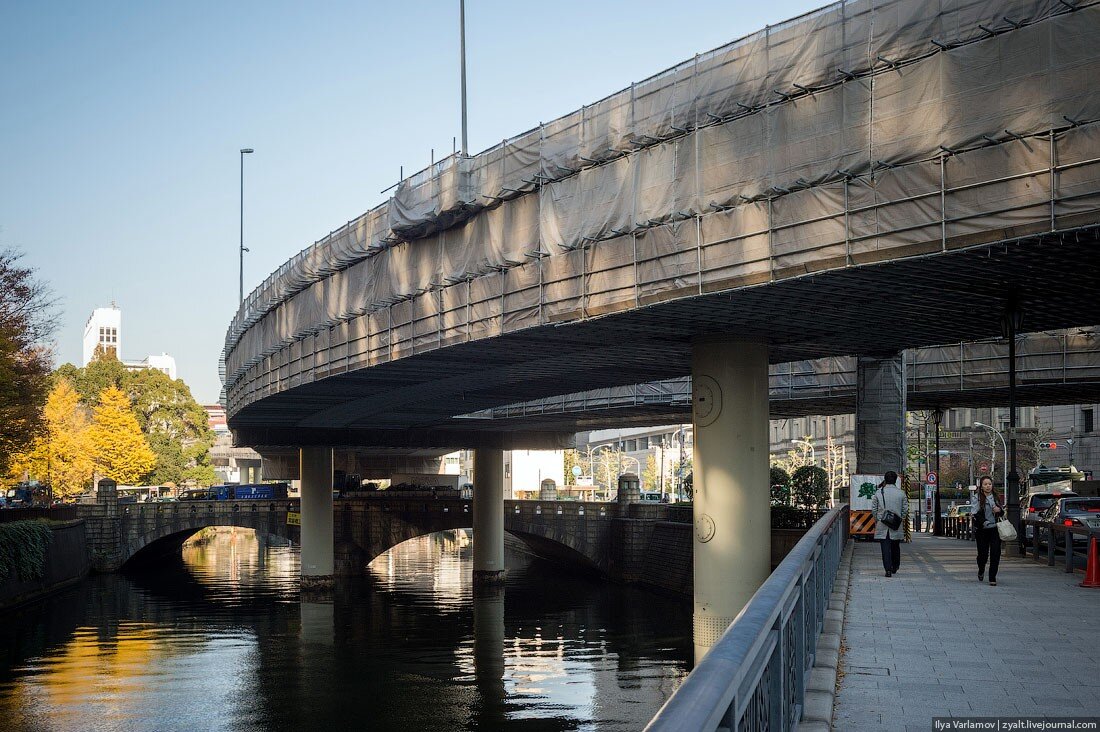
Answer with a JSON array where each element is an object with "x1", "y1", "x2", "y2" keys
[
  {"x1": 940, "y1": 516, "x2": 1099, "y2": 573},
  {"x1": 1020, "y1": 518, "x2": 1099, "y2": 573},
  {"x1": 941, "y1": 515, "x2": 975, "y2": 540},
  {"x1": 645, "y1": 504, "x2": 849, "y2": 732}
]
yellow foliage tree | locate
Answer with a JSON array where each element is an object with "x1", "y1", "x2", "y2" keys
[
  {"x1": 6, "y1": 378, "x2": 94, "y2": 500},
  {"x1": 89, "y1": 386, "x2": 155, "y2": 485}
]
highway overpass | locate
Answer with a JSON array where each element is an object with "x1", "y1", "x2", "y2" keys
[{"x1": 221, "y1": 0, "x2": 1100, "y2": 653}]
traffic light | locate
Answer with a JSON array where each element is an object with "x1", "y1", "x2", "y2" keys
[{"x1": 1042, "y1": 441, "x2": 1058, "y2": 449}]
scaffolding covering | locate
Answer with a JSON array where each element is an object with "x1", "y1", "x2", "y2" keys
[{"x1": 224, "y1": 0, "x2": 1100, "y2": 411}]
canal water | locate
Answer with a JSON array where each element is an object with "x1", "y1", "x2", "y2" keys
[{"x1": 0, "y1": 530, "x2": 692, "y2": 731}]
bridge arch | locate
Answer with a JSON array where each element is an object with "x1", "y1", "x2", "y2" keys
[
  {"x1": 115, "y1": 501, "x2": 297, "y2": 569},
  {"x1": 333, "y1": 499, "x2": 614, "y2": 577}
]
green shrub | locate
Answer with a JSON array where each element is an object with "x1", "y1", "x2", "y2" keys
[
  {"x1": 770, "y1": 466, "x2": 791, "y2": 506},
  {"x1": 0, "y1": 520, "x2": 54, "y2": 581},
  {"x1": 791, "y1": 466, "x2": 830, "y2": 508}
]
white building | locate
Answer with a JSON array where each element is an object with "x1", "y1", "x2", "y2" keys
[
  {"x1": 80, "y1": 304, "x2": 177, "y2": 380},
  {"x1": 81, "y1": 305, "x2": 122, "y2": 365},
  {"x1": 504, "y1": 450, "x2": 565, "y2": 499},
  {"x1": 130, "y1": 352, "x2": 177, "y2": 380}
]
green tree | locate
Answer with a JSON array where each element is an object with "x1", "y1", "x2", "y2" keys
[
  {"x1": 770, "y1": 466, "x2": 791, "y2": 506},
  {"x1": 0, "y1": 249, "x2": 55, "y2": 478},
  {"x1": 56, "y1": 346, "x2": 127, "y2": 406},
  {"x1": 55, "y1": 356, "x2": 217, "y2": 487},
  {"x1": 89, "y1": 386, "x2": 156, "y2": 484},
  {"x1": 790, "y1": 465, "x2": 829, "y2": 508},
  {"x1": 124, "y1": 369, "x2": 216, "y2": 485},
  {"x1": 562, "y1": 449, "x2": 579, "y2": 485}
]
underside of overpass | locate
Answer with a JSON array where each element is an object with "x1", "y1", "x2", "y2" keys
[{"x1": 232, "y1": 227, "x2": 1100, "y2": 450}]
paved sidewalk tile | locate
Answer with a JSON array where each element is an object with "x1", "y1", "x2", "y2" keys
[{"x1": 834, "y1": 535, "x2": 1100, "y2": 732}]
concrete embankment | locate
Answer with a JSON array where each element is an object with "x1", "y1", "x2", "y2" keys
[{"x1": 0, "y1": 521, "x2": 91, "y2": 611}]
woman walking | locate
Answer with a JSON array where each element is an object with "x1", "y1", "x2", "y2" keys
[
  {"x1": 971, "y1": 475, "x2": 1004, "y2": 585},
  {"x1": 872, "y1": 471, "x2": 908, "y2": 577}
]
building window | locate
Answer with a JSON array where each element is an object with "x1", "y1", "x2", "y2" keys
[{"x1": 1084, "y1": 408, "x2": 1095, "y2": 434}]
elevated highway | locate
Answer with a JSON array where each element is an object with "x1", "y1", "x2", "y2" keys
[
  {"x1": 221, "y1": 0, "x2": 1100, "y2": 654},
  {"x1": 224, "y1": 0, "x2": 1100, "y2": 449}
]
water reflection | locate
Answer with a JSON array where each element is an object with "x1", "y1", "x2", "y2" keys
[{"x1": 0, "y1": 529, "x2": 691, "y2": 731}]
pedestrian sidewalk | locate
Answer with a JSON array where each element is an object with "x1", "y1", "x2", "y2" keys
[{"x1": 833, "y1": 534, "x2": 1100, "y2": 731}]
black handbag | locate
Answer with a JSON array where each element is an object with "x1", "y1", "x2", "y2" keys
[{"x1": 879, "y1": 489, "x2": 903, "y2": 531}]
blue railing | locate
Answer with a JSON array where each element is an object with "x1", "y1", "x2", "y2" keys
[{"x1": 646, "y1": 504, "x2": 849, "y2": 732}]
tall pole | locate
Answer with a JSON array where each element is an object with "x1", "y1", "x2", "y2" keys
[
  {"x1": 459, "y1": 0, "x2": 468, "y2": 156},
  {"x1": 968, "y1": 431, "x2": 974, "y2": 487},
  {"x1": 932, "y1": 408, "x2": 943, "y2": 536},
  {"x1": 1004, "y1": 298, "x2": 1022, "y2": 537},
  {"x1": 239, "y1": 148, "x2": 254, "y2": 304}
]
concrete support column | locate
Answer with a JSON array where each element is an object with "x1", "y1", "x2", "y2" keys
[
  {"x1": 473, "y1": 447, "x2": 505, "y2": 586},
  {"x1": 855, "y1": 354, "x2": 908, "y2": 474},
  {"x1": 692, "y1": 339, "x2": 770, "y2": 662},
  {"x1": 300, "y1": 447, "x2": 334, "y2": 591}
]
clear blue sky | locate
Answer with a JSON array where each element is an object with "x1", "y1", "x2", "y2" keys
[{"x1": 1, "y1": 0, "x2": 823, "y2": 403}]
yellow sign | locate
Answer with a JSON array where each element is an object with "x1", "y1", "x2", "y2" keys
[{"x1": 286, "y1": 511, "x2": 301, "y2": 526}]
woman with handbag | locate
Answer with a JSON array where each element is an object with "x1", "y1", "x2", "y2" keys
[
  {"x1": 970, "y1": 475, "x2": 1004, "y2": 585},
  {"x1": 872, "y1": 471, "x2": 908, "y2": 577}
]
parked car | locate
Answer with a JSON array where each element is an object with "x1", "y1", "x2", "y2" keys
[
  {"x1": 1022, "y1": 490, "x2": 1078, "y2": 541},
  {"x1": 1036, "y1": 497, "x2": 1100, "y2": 548},
  {"x1": 947, "y1": 504, "x2": 974, "y2": 520}
]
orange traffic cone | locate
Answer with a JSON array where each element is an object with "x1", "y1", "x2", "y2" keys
[{"x1": 1081, "y1": 536, "x2": 1100, "y2": 588}]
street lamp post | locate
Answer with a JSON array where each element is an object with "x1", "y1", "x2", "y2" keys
[
  {"x1": 459, "y1": 0, "x2": 468, "y2": 156},
  {"x1": 621, "y1": 455, "x2": 641, "y2": 476},
  {"x1": 591, "y1": 444, "x2": 618, "y2": 498},
  {"x1": 974, "y1": 422, "x2": 1008, "y2": 502},
  {"x1": 677, "y1": 425, "x2": 686, "y2": 502},
  {"x1": 932, "y1": 408, "x2": 944, "y2": 536},
  {"x1": 239, "y1": 148, "x2": 254, "y2": 304},
  {"x1": 1002, "y1": 298, "x2": 1024, "y2": 537},
  {"x1": 792, "y1": 439, "x2": 816, "y2": 466}
]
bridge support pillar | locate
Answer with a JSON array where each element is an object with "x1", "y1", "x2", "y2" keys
[
  {"x1": 300, "y1": 447, "x2": 334, "y2": 591},
  {"x1": 691, "y1": 339, "x2": 770, "y2": 662},
  {"x1": 855, "y1": 353, "x2": 907, "y2": 474},
  {"x1": 473, "y1": 447, "x2": 505, "y2": 586}
]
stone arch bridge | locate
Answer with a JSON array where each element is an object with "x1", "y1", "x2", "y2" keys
[
  {"x1": 76, "y1": 499, "x2": 300, "y2": 571},
  {"x1": 333, "y1": 497, "x2": 691, "y2": 592},
  {"x1": 75, "y1": 495, "x2": 693, "y2": 593}
]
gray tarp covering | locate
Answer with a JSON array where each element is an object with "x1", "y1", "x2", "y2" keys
[{"x1": 224, "y1": 0, "x2": 1100, "y2": 411}]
